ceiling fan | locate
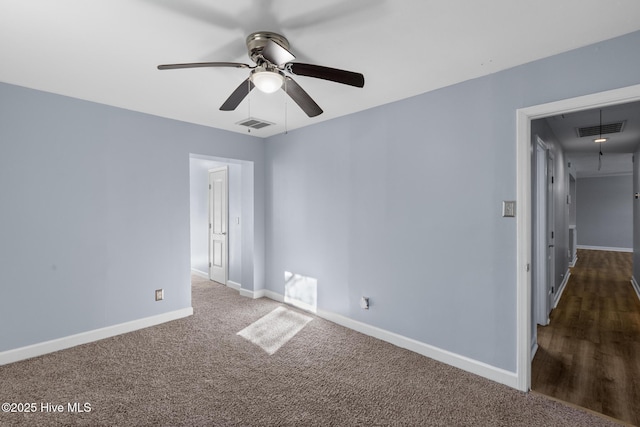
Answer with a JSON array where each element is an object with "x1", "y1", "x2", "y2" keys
[{"x1": 157, "y1": 31, "x2": 364, "y2": 117}]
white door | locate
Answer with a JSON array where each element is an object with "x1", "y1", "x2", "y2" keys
[
  {"x1": 209, "y1": 167, "x2": 228, "y2": 284},
  {"x1": 546, "y1": 151, "x2": 556, "y2": 311},
  {"x1": 534, "y1": 140, "x2": 549, "y2": 326}
]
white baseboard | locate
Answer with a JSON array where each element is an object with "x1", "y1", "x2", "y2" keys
[
  {"x1": 632, "y1": 277, "x2": 640, "y2": 302},
  {"x1": 264, "y1": 290, "x2": 284, "y2": 302},
  {"x1": 553, "y1": 269, "x2": 571, "y2": 309},
  {"x1": 191, "y1": 269, "x2": 209, "y2": 279},
  {"x1": 576, "y1": 245, "x2": 632, "y2": 253},
  {"x1": 262, "y1": 290, "x2": 518, "y2": 390},
  {"x1": 239, "y1": 288, "x2": 265, "y2": 299},
  {"x1": 531, "y1": 342, "x2": 539, "y2": 361},
  {"x1": 569, "y1": 255, "x2": 578, "y2": 268},
  {"x1": 0, "y1": 307, "x2": 193, "y2": 366},
  {"x1": 236, "y1": 286, "x2": 281, "y2": 301},
  {"x1": 227, "y1": 280, "x2": 241, "y2": 291},
  {"x1": 191, "y1": 272, "x2": 243, "y2": 293}
]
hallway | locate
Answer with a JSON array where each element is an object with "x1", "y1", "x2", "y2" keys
[{"x1": 532, "y1": 249, "x2": 640, "y2": 425}]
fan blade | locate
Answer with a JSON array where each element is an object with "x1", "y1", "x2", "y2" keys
[
  {"x1": 262, "y1": 39, "x2": 295, "y2": 66},
  {"x1": 284, "y1": 76, "x2": 323, "y2": 117},
  {"x1": 220, "y1": 78, "x2": 255, "y2": 111},
  {"x1": 285, "y1": 63, "x2": 364, "y2": 88},
  {"x1": 157, "y1": 62, "x2": 252, "y2": 70}
]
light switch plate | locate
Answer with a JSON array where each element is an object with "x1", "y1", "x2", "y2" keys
[{"x1": 502, "y1": 201, "x2": 516, "y2": 217}]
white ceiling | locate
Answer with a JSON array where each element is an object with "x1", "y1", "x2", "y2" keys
[
  {"x1": 544, "y1": 101, "x2": 640, "y2": 178},
  {"x1": 2, "y1": 0, "x2": 640, "y2": 138}
]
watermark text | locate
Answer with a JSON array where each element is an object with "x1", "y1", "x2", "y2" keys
[{"x1": 2, "y1": 402, "x2": 92, "y2": 413}]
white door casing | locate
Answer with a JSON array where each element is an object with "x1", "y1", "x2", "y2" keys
[
  {"x1": 516, "y1": 83, "x2": 640, "y2": 392},
  {"x1": 546, "y1": 151, "x2": 556, "y2": 314},
  {"x1": 534, "y1": 138, "x2": 549, "y2": 326},
  {"x1": 209, "y1": 167, "x2": 228, "y2": 284}
]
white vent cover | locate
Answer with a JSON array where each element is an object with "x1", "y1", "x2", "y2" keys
[{"x1": 236, "y1": 117, "x2": 274, "y2": 130}]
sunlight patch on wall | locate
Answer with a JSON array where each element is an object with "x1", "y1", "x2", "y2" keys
[{"x1": 284, "y1": 271, "x2": 317, "y2": 313}]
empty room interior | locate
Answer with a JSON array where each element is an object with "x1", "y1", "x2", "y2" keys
[{"x1": 2, "y1": 1, "x2": 640, "y2": 426}]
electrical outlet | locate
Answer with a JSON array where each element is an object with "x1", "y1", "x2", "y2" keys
[
  {"x1": 155, "y1": 289, "x2": 164, "y2": 301},
  {"x1": 360, "y1": 296, "x2": 369, "y2": 310}
]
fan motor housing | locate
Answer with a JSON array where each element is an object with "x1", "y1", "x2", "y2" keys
[{"x1": 247, "y1": 31, "x2": 290, "y2": 63}]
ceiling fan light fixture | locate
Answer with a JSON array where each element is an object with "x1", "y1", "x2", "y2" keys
[
  {"x1": 594, "y1": 137, "x2": 608, "y2": 143},
  {"x1": 158, "y1": 31, "x2": 363, "y2": 117},
  {"x1": 251, "y1": 69, "x2": 283, "y2": 93}
]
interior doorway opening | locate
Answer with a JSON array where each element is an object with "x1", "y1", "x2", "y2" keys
[
  {"x1": 516, "y1": 83, "x2": 640, "y2": 392},
  {"x1": 189, "y1": 154, "x2": 255, "y2": 293}
]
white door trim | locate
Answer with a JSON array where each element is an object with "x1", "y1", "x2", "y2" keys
[
  {"x1": 516, "y1": 83, "x2": 640, "y2": 392},
  {"x1": 534, "y1": 137, "x2": 549, "y2": 326},
  {"x1": 546, "y1": 150, "x2": 556, "y2": 315}
]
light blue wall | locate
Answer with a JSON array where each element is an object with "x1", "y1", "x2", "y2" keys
[
  {"x1": 576, "y1": 175, "x2": 633, "y2": 249},
  {"x1": 0, "y1": 83, "x2": 265, "y2": 352},
  {"x1": 264, "y1": 30, "x2": 640, "y2": 372}
]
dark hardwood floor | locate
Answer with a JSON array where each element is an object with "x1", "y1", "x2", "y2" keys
[{"x1": 532, "y1": 249, "x2": 640, "y2": 426}]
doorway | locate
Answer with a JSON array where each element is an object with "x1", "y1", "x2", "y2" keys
[
  {"x1": 189, "y1": 154, "x2": 254, "y2": 292},
  {"x1": 515, "y1": 83, "x2": 640, "y2": 392}
]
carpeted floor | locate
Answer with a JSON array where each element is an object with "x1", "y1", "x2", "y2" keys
[{"x1": 0, "y1": 275, "x2": 626, "y2": 426}]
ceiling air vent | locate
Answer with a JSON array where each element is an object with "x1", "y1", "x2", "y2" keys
[
  {"x1": 236, "y1": 117, "x2": 274, "y2": 130},
  {"x1": 576, "y1": 121, "x2": 625, "y2": 138}
]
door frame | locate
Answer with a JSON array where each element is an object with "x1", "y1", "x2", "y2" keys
[
  {"x1": 515, "y1": 83, "x2": 640, "y2": 392},
  {"x1": 209, "y1": 166, "x2": 229, "y2": 284},
  {"x1": 546, "y1": 149, "x2": 556, "y2": 313},
  {"x1": 533, "y1": 137, "x2": 549, "y2": 327}
]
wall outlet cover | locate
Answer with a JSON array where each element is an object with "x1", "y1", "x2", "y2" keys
[
  {"x1": 155, "y1": 289, "x2": 164, "y2": 301},
  {"x1": 502, "y1": 201, "x2": 516, "y2": 217}
]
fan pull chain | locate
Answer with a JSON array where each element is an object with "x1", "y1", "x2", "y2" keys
[
  {"x1": 247, "y1": 79, "x2": 252, "y2": 133},
  {"x1": 597, "y1": 109, "x2": 603, "y2": 171},
  {"x1": 284, "y1": 78, "x2": 288, "y2": 135},
  {"x1": 598, "y1": 142, "x2": 603, "y2": 171}
]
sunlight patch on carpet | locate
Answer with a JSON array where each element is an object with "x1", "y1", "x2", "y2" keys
[{"x1": 237, "y1": 306, "x2": 313, "y2": 355}]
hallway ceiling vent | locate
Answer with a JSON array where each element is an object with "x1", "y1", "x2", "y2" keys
[
  {"x1": 576, "y1": 121, "x2": 625, "y2": 138},
  {"x1": 236, "y1": 117, "x2": 274, "y2": 130}
]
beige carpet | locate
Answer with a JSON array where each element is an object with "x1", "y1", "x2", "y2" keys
[{"x1": 0, "y1": 275, "x2": 626, "y2": 426}]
